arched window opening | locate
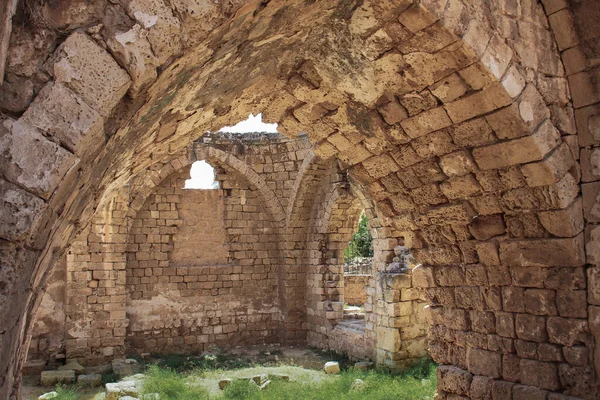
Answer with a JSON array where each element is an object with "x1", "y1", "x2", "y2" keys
[
  {"x1": 340, "y1": 210, "x2": 373, "y2": 327},
  {"x1": 184, "y1": 160, "x2": 219, "y2": 189},
  {"x1": 218, "y1": 113, "x2": 278, "y2": 133}
]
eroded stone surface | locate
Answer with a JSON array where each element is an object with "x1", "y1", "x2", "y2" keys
[
  {"x1": 0, "y1": 119, "x2": 77, "y2": 200},
  {"x1": 1, "y1": 0, "x2": 599, "y2": 399}
]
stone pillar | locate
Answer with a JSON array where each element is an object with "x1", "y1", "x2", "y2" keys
[{"x1": 65, "y1": 195, "x2": 128, "y2": 365}]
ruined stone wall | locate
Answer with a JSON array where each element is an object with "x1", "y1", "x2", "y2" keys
[
  {"x1": 63, "y1": 196, "x2": 130, "y2": 365},
  {"x1": 344, "y1": 275, "x2": 369, "y2": 306},
  {"x1": 125, "y1": 168, "x2": 281, "y2": 354},
  {"x1": 3, "y1": 0, "x2": 600, "y2": 398}
]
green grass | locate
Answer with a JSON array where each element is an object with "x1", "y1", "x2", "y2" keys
[
  {"x1": 142, "y1": 365, "x2": 210, "y2": 400},
  {"x1": 222, "y1": 362, "x2": 436, "y2": 400},
  {"x1": 50, "y1": 385, "x2": 79, "y2": 400},
  {"x1": 43, "y1": 356, "x2": 437, "y2": 400},
  {"x1": 154, "y1": 353, "x2": 253, "y2": 373},
  {"x1": 144, "y1": 358, "x2": 437, "y2": 400}
]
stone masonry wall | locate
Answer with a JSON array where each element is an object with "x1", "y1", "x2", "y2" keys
[
  {"x1": 27, "y1": 256, "x2": 66, "y2": 363},
  {"x1": 5, "y1": 0, "x2": 600, "y2": 397},
  {"x1": 125, "y1": 168, "x2": 281, "y2": 354},
  {"x1": 344, "y1": 275, "x2": 369, "y2": 306}
]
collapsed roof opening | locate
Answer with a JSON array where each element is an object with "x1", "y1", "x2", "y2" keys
[{"x1": 218, "y1": 113, "x2": 278, "y2": 134}]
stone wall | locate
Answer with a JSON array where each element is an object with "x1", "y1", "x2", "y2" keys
[
  {"x1": 27, "y1": 257, "x2": 66, "y2": 363},
  {"x1": 125, "y1": 168, "x2": 281, "y2": 354},
  {"x1": 3, "y1": 0, "x2": 600, "y2": 398},
  {"x1": 344, "y1": 275, "x2": 369, "y2": 306}
]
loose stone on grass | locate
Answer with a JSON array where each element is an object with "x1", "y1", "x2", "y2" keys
[
  {"x1": 78, "y1": 373, "x2": 102, "y2": 386},
  {"x1": 354, "y1": 361, "x2": 374, "y2": 370},
  {"x1": 38, "y1": 392, "x2": 58, "y2": 399},
  {"x1": 218, "y1": 378, "x2": 232, "y2": 389},
  {"x1": 323, "y1": 361, "x2": 341, "y2": 374},
  {"x1": 40, "y1": 370, "x2": 75, "y2": 386}
]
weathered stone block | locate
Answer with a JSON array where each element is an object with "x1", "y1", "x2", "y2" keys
[
  {"x1": 556, "y1": 290, "x2": 587, "y2": 318},
  {"x1": 575, "y1": 104, "x2": 600, "y2": 147},
  {"x1": 475, "y1": 242, "x2": 501, "y2": 267},
  {"x1": 440, "y1": 174, "x2": 482, "y2": 200},
  {"x1": 500, "y1": 173, "x2": 579, "y2": 212},
  {"x1": 450, "y1": 118, "x2": 495, "y2": 148},
  {"x1": 538, "y1": 198, "x2": 583, "y2": 238},
  {"x1": 557, "y1": 364, "x2": 595, "y2": 398},
  {"x1": 470, "y1": 375, "x2": 492, "y2": 399},
  {"x1": 445, "y1": 83, "x2": 512, "y2": 124},
  {"x1": 106, "y1": 24, "x2": 159, "y2": 96},
  {"x1": 569, "y1": 67, "x2": 600, "y2": 108},
  {"x1": 40, "y1": 370, "x2": 75, "y2": 386},
  {"x1": 499, "y1": 235, "x2": 585, "y2": 267},
  {"x1": 437, "y1": 365, "x2": 472, "y2": 396},
  {"x1": 524, "y1": 289, "x2": 557, "y2": 316},
  {"x1": 397, "y1": 4, "x2": 438, "y2": 33},
  {"x1": 492, "y1": 380, "x2": 514, "y2": 400},
  {"x1": 468, "y1": 214, "x2": 505, "y2": 241},
  {"x1": 512, "y1": 385, "x2": 549, "y2": 400},
  {"x1": 538, "y1": 343, "x2": 563, "y2": 362},
  {"x1": 473, "y1": 120, "x2": 560, "y2": 171},
  {"x1": 519, "y1": 359, "x2": 560, "y2": 391},
  {"x1": 106, "y1": 379, "x2": 141, "y2": 400},
  {"x1": 563, "y1": 345, "x2": 589, "y2": 366},
  {"x1": 400, "y1": 107, "x2": 451, "y2": 139},
  {"x1": 495, "y1": 312, "x2": 515, "y2": 338},
  {"x1": 582, "y1": 182, "x2": 600, "y2": 223},
  {"x1": 521, "y1": 142, "x2": 574, "y2": 187},
  {"x1": 517, "y1": 85, "x2": 552, "y2": 132},
  {"x1": 466, "y1": 348, "x2": 501, "y2": 378},
  {"x1": 376, "y1": 326, "x2": 400, "y2": 352},
  {"x1": 362, "y1": 154, "x2": 400, "y2": 179},
  {"x1": 0, "y1": 179, "x2": 47, "y2": 242},
  {"x1": 126, "y1": 0, "x2": 181, "y2": 65},
  {"x1": 588, "y1": 267, "x2": 600, "y2": 305},
  {"x1": 53, "y1": 32, "x2": 131, "y2": 116},
  {"x1": 484, "y1": 104, "x2": 529, "y2": 140},
  {"x1": 21, "y1": 82, "x2": 104, "y2": 156},
  {"x1": 411, "y1": 265, "x2": 435, "y2": 288},
  {"x1": 515, "y1": 314, "x2": 548, "y2": 343},
  {"x1": 411, "y1": 129, "x2": 457, "y2": 158},
  {"x1": 0, "y1": 119, "x2": 78, "y2": 200},
  {"x1": 430, "y1": 73, "x2": 469, "y2": 103},
  {"x1": 502, "y1": 287, "x2": 525, "y2": 313},
  {"x1": 545, "y1": 267, "x2": 586, "y2": 290},
  {"x1": 515, "y1": 339, "x2": 538, "y2": 359},
  {"x1": 77, "y1": 373, "x2": 102, "y2": 387},
  {"x1": 547, "y1": 317, "x2": 589, "y2": 346},
  {"x1": 510, "y1": 266, "x2": 547, "y2": 288},
  {"x1": 439, "y1": 150, "x2": 477, "y2": 177}
]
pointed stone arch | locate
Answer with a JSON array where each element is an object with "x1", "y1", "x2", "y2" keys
[{"x1": 1, "y1": 0, "x2": 594, "y2": 397}]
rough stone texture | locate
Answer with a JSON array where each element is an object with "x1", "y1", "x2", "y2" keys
[
  {"x1": 52, "y1": 32, "x2": 131, "y2": 117},
  {"x1": 21, "y1": 82, "x2": 104, "y2": 157},
  {"x1": 344, "y1": 275, "x2": 369, "y2": 306},
  {"x1": 1, "y1": 0, "x2": 600, "y2": 398},
  {"x1": 0, "y1": 119, "x2": 78, "y2": 200},
  {"x1": 40, "y1": 370, "x2": 75, "y2": 386}
]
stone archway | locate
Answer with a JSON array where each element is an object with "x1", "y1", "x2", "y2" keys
[{"x1": 1, "y1": 0, "x2": 598, "y2": 398}]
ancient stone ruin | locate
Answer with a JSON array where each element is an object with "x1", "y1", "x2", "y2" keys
[{"x1": 1, "y1": 0, "x2": 600, "y2": 398}]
